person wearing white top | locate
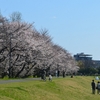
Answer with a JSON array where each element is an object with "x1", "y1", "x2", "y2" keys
[{"x1": 49, "y1": 74, "x2": 52, "y2": 81}]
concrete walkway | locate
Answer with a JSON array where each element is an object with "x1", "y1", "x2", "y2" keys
[{"x1": 0, "y1": 78, "x2": 41, "y2": 84}]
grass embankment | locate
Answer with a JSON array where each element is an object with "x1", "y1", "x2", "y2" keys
[{"x1": 0, "y1": 76, "x2": 99, "y2": 100}]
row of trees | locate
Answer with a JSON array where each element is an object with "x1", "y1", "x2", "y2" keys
[
  {"x1": 77, "y1": 60, "x2": 100, "y2": 75},
  {"x1": 0, "y1": 12, "x2": 79, "y2": 78}
]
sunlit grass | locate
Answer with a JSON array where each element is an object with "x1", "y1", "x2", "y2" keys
[{"x1": 0, "y1": 76, "x2": 99, "y2": 100}]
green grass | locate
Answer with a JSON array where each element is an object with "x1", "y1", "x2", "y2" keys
[{"x1": 0, "y1": 76, "x2": 99, "y2": 100}]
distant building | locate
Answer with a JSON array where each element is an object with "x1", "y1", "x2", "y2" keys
[
  {"x1": 74, "y1": 52, "x2": 100, "y2": 68},
  {"x1": 74, "y1": 53, "x2": 92, "y2": 61}
]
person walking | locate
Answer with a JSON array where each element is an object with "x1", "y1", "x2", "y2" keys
[
  {"x1": 43, "y1": 70, "x2": 46, "y2": 81},
  {"x1": 62, "y1": 70, "x2": 65, "y2": 78},
  {"x1": 96, "y1": 81, "x2": 100, "y2": 94},
  {"x1": 55, "y1": 70, "x2": 58, "y2": 77},
  {"x1": 58, "y1": 70, "x2": 60, "y2": 77},
  {"x1": 91, "y1": 80, "x2": 96, "y2": 94}
]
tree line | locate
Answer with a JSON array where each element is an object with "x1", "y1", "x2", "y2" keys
[
  {"x1": 0, "y1": 12, "x2": 79, "y2": 78},
  {"x1": 77, "y1": 60, "x2": 100, "y2": 75}
]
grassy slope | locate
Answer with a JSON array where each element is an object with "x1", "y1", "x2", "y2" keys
[{"x1": 0, "y1": 76, "x2": 99, "y2": 100}]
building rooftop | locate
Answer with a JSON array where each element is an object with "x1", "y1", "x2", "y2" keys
[{"x1": 76, "y1": 53, "x2": 92, "y2": 57}]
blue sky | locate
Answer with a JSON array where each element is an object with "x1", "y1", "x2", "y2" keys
[{"x1": 0, "y1": 0, "x2": 100, "y2": 60}]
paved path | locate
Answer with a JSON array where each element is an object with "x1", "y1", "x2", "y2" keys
[{"x1": 0, "y1": 78, "x2": 41, "y2": 84}]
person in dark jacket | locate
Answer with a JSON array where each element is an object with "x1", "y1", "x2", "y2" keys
[
  {"x1": 62, "y1": 70, "x2": 65, "y2": 78},
  {"x1": 91, "y1": 80, "x2": 96, "y2": 94}
]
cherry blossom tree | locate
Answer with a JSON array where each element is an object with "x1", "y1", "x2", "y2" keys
[{"x1": 0, "y1": 14, "x2": 79, "y2": 78}]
